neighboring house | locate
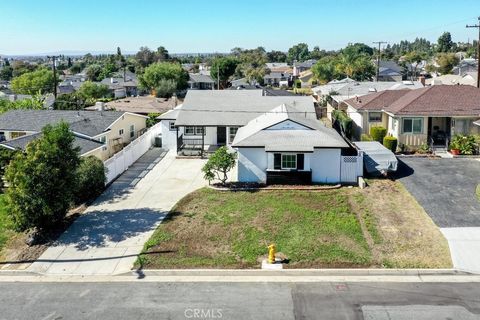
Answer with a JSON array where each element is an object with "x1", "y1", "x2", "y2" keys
[
  {"x1": 312, "y1": 78, "x2": 424, "y2": 120},
  {"x1": 425, "y1": 72, "x2": 477, "y2": 87},
  {"x1": 229, "y1": 78, "x2": 262, "y2": 90},
  {"x1": 263, "y1": 72, "x2": 292, "y2": 87},
  {"x1": 452, "y1": 58, "x2": 478, "y2": 75},
  {"x1": 86, "y1": 96, "x2": 176, "y2": 115},
  {"x1": 376, "y1": 60, "x2": 403, "y2": 82},
  {"x1": 265, "y1": 63, "x2": 293, "y2": 74},
  {"x1": 344, "y1": 85, "x2": 480, "y2": 147},
  {"x1": 100, "y1": 71, "x2": 138, "y2": 98},
  {"x1": 0, "y1": 110, "x2": 148, "y2": 160},
  {"x1": 293, "y1": 59, "x2": 317, "y2": 77},
  {"x1": 231, "y1": 104, "x2": 350, "y2": 184},
  {"x1": 157, "y1": 90, "x2": 315, "y2": 153},
  {"x1": 298, "y1": 70, "x2": 314, "y2": 87},
  {"x1": 188, "y1": 73, "x2": 215, "y2": 90}
]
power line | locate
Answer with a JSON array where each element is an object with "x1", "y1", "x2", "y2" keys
[
  {"x1": 373, "y1": 41, "x2": 387, "y2": 82},
  {"x1": 466, "y1": 17, "x2": 480, "y2": 88}
]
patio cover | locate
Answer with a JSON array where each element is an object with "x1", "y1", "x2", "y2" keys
[{"x1": 353, "y1": 141, "x2": 398, "y2": 176}]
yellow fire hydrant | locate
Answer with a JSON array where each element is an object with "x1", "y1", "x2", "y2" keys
[{"x1": 268, "y1": 244, "x2": 276, "y2": 264}]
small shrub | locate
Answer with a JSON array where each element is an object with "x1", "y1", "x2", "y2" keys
[
  {"x1": 332, "y1": 110, "x2": 353, "y2": 139},
  {"x1": 202, "y1": 147, "x2": 236, "y2": 186},
  {"x1": 450, "y1": 134, "x2": 476, "y2": 155},
  {"x1": 416, "y1": 143, "x2": 430, "y2": 154},
  {"x1": 383, "y1": 136, "x2": 398, "y2": 153},
  {"x1": 370, "y1": 126, "x2": 387, "y2": 143},
  {"x1": 74, "y1": 156, "x2": 106, "y2": 204},
  {"x1": 361, "y1": 134, "x2": 372, "y2": 141}
]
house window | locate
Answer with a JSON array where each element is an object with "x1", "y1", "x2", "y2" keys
[
  {"x1": 169, "y1": 121, "x2": 175, "y2": 131},
  {"x1": 130, "y1": 125, "x2": 135, "y2": 138},
  {"x1": 403, "y1": 118, "x2": 423, "y2": 134},
  {"x1": 281, "y1": 154, "x2": 297, "y2": 169},
  {"x1": 99, "y1": 136, "x2": 107, "y2": 144},
  {"x1": 184, "y1": 126, "x2": 204, "y2": 136},
  {"x1": 369, "y1": 112, "x2": 382, "y2": 122},
  {"x1": 10, "y1": 132, "x2": 26, "y2": 139},
  {"x1": 228, "y1": 127, "x2": 239, "y2": 144},
  {"x1": 119, "y1": 129, "x2": 124, "y2": 135}
]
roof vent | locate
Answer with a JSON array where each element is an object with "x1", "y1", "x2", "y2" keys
[{"x1": 368, "y1": 88, "x2": 377, "y2": 92}]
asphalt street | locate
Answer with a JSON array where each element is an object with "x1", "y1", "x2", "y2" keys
[{"x1": 2, "y1": 281, "x2": 480, "y2": 320}]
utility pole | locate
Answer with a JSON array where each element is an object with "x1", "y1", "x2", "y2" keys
[
  {"x1": 466, "y1": 17, "x2": 480, "y2": 88},
  {"x1": 47, "y1": 55, "x2": 59, "y2": 98},
  {"x1": 217, "y1": 66, "x2": 220, "y2": 90},
  {"x1": 373, "y1": 41, "x2": 387, "y2": 82}
]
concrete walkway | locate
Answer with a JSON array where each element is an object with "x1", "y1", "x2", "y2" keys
[
  {"x1": 441, "y1": 228, "x2": 480, "y2": 274},
  {"x1": 28, "y1": 150, "x2": 207, "y2": 275}
]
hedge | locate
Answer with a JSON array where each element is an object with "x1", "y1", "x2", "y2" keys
[
  {"x1": 383, "y1": 136, "x2": 398, "y2": 153},
  {"x1": 370, "y1": 126, "x2": 387, "y2": 143},
  {"x1": 332, "y1": 110, "x2": 353, "y2": 139}
]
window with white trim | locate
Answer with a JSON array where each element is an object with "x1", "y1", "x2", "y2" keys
[
  {"x1": 402, "y1": 118, "x2": 423, "y2": 134},
  {"x1": 130, "y1": 125, "x2": 135, "y2": 138},
  {"x1": 184, "y1": 126, "x2": 204, "y2": 136},
  {"x1": 368, "y1": 112, "x2": 382, "y2": 122},
  {"x1": 228, "y1": 127, "x2": 239, "y2": 144},
  {"x1": 119, "y1": 129, "x2": 124, "y2": 135},
  {"x1": 281, "y1": 154, "x2": 297, "y2": 169},
  {"x1": 99, "y1": 136, "x2": 107, "y2": 144}
]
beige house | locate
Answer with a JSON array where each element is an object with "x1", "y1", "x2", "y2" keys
[
  {"x1": 0, "y1": 110, "x2": 147, "y2": 161},
  {"x1": 344, "y1": 85, "x2": 480, "y2": 148}
]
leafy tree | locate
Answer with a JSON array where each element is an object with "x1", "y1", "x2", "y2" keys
[
  {"x1": 435, "y1": 53, "x2": 460, "y2": 75},
  {"x1": 437, "y1": 32, "x2": 453, "y2": 53},
  {"x1": 202, "y1": 146, "x2": 236, "y2": 186},
  {"x1": 138, "y1": 62, "x2": 189, "y2": 93},
  {"x1": 311, "y1": 56, "x2": 339, "y2": 83},
  {"x1": 74, "y1": 156, "x2": 106, "y2": 204},
  {"x1": 85, "y1": 64, "x2": 103, "y2": 81},
  {"x1": 11, "y1": 68, "x2": 56, "y2": 95},
  {"x1": 155, "y1": 79, "x2": 177, "y2": 98},
  {"x1": 0, "y1": 66, "x2": 13, "y2": 81},
  {"x1": 135, "y1": 46, "x2": 156, "y2": 69},
  {"x1": 69, "y1": 62, "x2": 85, "y2": 74},
  {"x1": 99, "y1": 60, "x2": 118, "y2": 80},
  {"x1": 310, "y1": 46, "x2": 327, "y2": 60},
  {"x1": 146, "y1": 113, "x2": 161, "y2": 127},
  {"x1": 342, "y1": 43, "x2": 374, "y2": 56},
  {"x1": 234, "y1": 47, "x2": 269, "y2": 85},
  {"x1": 210, "y1": 56, "x2": 239, "y2": 89},
  {"x1": 11, "y1": 61, "x2": 35, "y2": 77},
  {"x1": 0, "y1": 148, "x2": 17, "y2": 188},
  {"x1": 5, "y1": 122, "x2": 81, "y2": 231},
  {"x1": 53, "y1": 92, "x2": 88, "y2": 110},
  {"x1": 0, "y1": 95, "x2": 44, "y2": 114},
  {"x1": 77, "y1": 81, "x2": 111, "y2": 101},
  {"x1": 287, "y1": 43, "x2": 310, "y2": 63},
  {"x1": 156, "y1": 46, "x2": 170, "y2": 61},
  {"x1": 266, "y1": 50, "x2": 287, "y2": 63},
  {"x1": 404, "y1": 51, "x2": 426, "y2": 79}
]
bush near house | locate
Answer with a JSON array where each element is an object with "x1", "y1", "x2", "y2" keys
[
  {"x1": 202, "y1": 147, "x2": 236, "y2": 186},
  {"x1": 383, "y1": 136, "x2": 398, "y2": 153},
  {"x1": 449, "y1": 134, "x2": 477, "y2": 155},
  {"x1": 370, "y1": 126, "x2": 387, "y2": 143},
  {"x1": 332, "y1": 110, "x2": 353, "y2": 139},
  {"x1": 74, "y1": 156, "x2": 106, "y2": 205},
  {"x1": 361, "y1": 134, "x2": 373, "y2": 141}
]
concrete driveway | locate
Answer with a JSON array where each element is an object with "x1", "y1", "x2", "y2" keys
[
  {"x1": 397, "y1": 157, "x2": 480, "y2": 273},
  {"x1": 28, "y1": 150, "x2": 207, "y2": 275}
]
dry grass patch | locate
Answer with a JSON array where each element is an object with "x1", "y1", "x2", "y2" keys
[{"x1": 350, "y1": 179, "x2": 452, "y2": 268}]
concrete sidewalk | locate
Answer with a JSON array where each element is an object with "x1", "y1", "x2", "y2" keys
[
  {"x1": 27, "y1": 150, "x2": 207, "y2": 275},
  {"x1": 441, "y1": 228, "x2": 480, "y2": 274}
]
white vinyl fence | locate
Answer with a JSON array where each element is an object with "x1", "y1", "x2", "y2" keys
[
  {"x1": 340, "y1": 152, "x2": 363, "y2": 184},
  {"x1": 104, "y1": 122, "x2": 162, "y2": 184}
]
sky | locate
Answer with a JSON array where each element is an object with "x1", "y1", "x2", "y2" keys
[{"x1": 1, "y1": 0, "x2": 480, "y2": 55}]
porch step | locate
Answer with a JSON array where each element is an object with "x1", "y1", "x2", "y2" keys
[{"x1": 435, "y1": 150, "x2": 453, "y2": 158}]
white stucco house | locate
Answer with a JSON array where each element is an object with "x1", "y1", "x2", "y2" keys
[
  {"x1": 231, "y1": 104, "x2": 351, "y2": 184},
  {"x1": 158, "y1": 90, "x2": 362, "y2": 185}
]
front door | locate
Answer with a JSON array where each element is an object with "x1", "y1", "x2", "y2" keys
[{"x1": 217, "y1": 126, "x2": 226, "y2": 145}]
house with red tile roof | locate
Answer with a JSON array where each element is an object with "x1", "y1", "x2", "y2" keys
[{"x1": 344, "y1": 85, "x2": 480, "y2": 147}]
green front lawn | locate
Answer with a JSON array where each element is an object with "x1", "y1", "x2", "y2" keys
[
  {"x1": 139, "y1": 188, "x2": 372, "y2": 268},
  {"x1": 138, "y1": 180, "x2": 452, "y2": 269}
]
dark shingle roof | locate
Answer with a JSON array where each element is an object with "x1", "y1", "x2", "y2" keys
[
  {"x1": 0, "y1": 110, "x2": 125, "y2": 137},
  {"x1": 0, "y1": 132, "x2": 104, "y2": 155},
  {"x1": 345, "y1": 89, "x2": 411, "y2": 111}
]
